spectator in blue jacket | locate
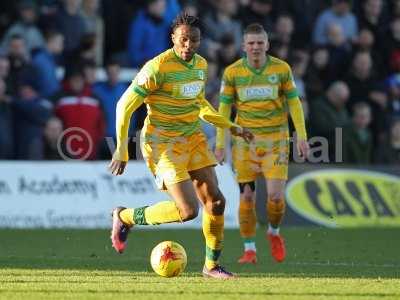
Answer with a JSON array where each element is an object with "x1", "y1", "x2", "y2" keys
[
  {"x1": 32, "y1": 30, "x2": 64, "y2": 98},
  {"x1": 93, "y1": 59, "x2": 128, "y2": 139},
  {"x1": 92, "y1": 59, "x2": 130, "y2": 159},
  {"x1": 127, "y1": 0, "x2": 180, "y2": 67},
  {"x1": 313, "y1": 0, "x2": 358, "y2": 45}
]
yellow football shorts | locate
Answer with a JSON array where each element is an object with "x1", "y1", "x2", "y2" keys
[
  {"x1": 232, "y1": 132, "x2": 289, "y2": 182},
  {"x1": 142, "y1": 131, "x2": 217, "y2": 189}
]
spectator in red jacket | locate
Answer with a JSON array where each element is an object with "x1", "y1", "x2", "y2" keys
[{"x1": 55, "y1": 66, "x2": 105, "y2": 160}]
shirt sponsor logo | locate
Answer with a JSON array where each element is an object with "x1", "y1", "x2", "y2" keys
[
  {"x1": 239, "y1": 85, "x2": 277, "y2": 100},
  {"x1": 180, "y1": 81, "x2": 203, "y2": 98}
]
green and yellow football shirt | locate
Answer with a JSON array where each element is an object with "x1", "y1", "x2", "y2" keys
[
  {"x1": 133, "y1": 48, "x2": 208, "y2": 141},
  {"x1": 114, "y1": 48, "x2": 238, "y2": 161},
  {"x1": 220, "y1": 55, "x2": 299, "y2": 134}
]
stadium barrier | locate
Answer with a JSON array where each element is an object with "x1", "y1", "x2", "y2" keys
[
  {"x1": 0, "y1": 161, "x2": 239, "y2": 228},
  {"x1": 1, "y1": 161, "x2": 399, "y2": 228}
]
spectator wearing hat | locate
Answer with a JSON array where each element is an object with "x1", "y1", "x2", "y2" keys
[
  {"x1": 0, "y1": 0, "x2": 45, "y2": 53},
  {"x1": 313, "y1": 0, "x2": 358, "y2": 45},
  {"x1": 12, "y1": 75, "x2": 53, "y2": 160}
]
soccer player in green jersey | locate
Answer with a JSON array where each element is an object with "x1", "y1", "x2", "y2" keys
[
  {"x1": 215, "y1": 23, "x2": 309, "y2": 264},
  {"x1": 109, "y1": 13, "x2": 252, "y2": 278}
]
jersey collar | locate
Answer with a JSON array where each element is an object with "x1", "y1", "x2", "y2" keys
[
  {"x1": 172, "y1": 48, "x2": 196, "y2": 69},
  {"x1": 244, "y1": 55, "x2": 270, "y2": 75}
]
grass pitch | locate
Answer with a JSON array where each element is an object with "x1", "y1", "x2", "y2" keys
[{"x1": 0, "y1": 228, "x2": 399, "y2": 300}]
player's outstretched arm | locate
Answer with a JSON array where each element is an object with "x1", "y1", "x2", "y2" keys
[
  {"x1": 199, "y1": 97, "x2": 253, "y2": 144},
  {"x1": 198, "y1": 97, "x2": 237, "y2": 129}
]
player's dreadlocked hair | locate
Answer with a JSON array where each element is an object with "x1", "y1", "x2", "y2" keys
[{"x1": 171, "y1": 12, "x2": 202, "y2": 33}]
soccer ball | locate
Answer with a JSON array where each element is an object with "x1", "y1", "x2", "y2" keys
[{"x1": 150, "y1": 241, "x2": 187, "y2": 277}]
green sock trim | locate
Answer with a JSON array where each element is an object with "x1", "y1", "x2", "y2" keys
[
  {"x1": 243, "y1": 238, "x2": 255, "y2": 243},
  {"x1": 269, "y1": 223, "x2": 279, "y2": 229},
  {"x1": 133, "y1": 206, "x2": 149, "y2": 225},
  {"x1": 206, "y1": 246, "x2": 221, "y2": 261}
]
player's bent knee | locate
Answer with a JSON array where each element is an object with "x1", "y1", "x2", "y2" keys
[
  {"x1": 241, "y1": 188, "x2": 255, "y2": 201},
  {"x1": 179, "y1": 203, "x2": 199, "y2": 221},
  {"x1": 239, "y1": 182, "x2": 255, "y2": 196},
  {"x1": 206, "y1": 190, "x2": 225, "y2": 215},
  {"x1": 268, "y1": 192, "x2": 285, "y2": 203}
]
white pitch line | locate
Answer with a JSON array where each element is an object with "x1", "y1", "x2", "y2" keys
[{"x1": 288, "y1": 261, "x2": 400, "y2": 268}]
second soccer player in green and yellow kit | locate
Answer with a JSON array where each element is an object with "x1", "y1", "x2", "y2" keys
[{"x1": 215, "y1": 23, "x2": 309, "y2": 264}]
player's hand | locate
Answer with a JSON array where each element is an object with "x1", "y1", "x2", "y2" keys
[
  {"x1": 231, "y1": 127, "x2": 254, "y2": 143},
  {"x1": 297, "y1": 139, "x2": 310, "y2": 160},
  {"x1": 108, "y1": 159, "x2": 127, "y2": 176},
  {"x1": 214, "y1": 148, "x2": 225, "y2": 165}
]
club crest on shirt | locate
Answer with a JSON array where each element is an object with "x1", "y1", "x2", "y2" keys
[
  {"x1": 267, "y1": 74, "x2": 278, "y2": 84},
  {"x1": 198, "y1": 70, "x2": 204, "y2": 80}
]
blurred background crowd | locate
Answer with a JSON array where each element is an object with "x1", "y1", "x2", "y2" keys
[{"x1": 0, "y1": 0, "x2": 399, "y2": 164}]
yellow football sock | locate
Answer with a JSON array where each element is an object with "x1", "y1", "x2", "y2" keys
[
  {"x1": 202, "y1": 210, "x2": 224, "y2": 269},
  {"x1": 119, "y1": 208, "x2": 134, "y2": 226},
  {"x1": 144, "y1": 201, "x2": 182, "y2": 225},
  {"x1": 120, "y1": 201, "x2": 182, "y2": 226},
  {"x1": 239, "y1": 199, "x2": 256, "y2": 240},
  {"x1": 267, "y1": 198, "x2": 286, "y2": 228}
]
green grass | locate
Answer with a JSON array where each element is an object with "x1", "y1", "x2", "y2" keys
[{"x1": 0, "y1": 228, "x2": 399, "y2": 300}]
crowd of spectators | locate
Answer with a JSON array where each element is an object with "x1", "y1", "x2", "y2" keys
[{"x1": 0, "y1": 0, "x2": 399, "y2": 164}]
